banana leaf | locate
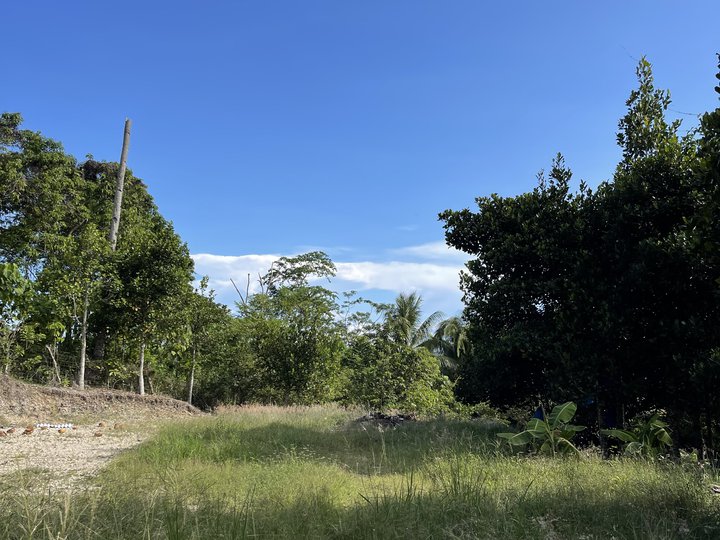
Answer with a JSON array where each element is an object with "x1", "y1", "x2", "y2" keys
[
  {"x1": 548, "y1": 402, "x2": 577, "y2": 428},
  {"x1": 601, "y1": 429, "x2": 638, "y2": 443},
  {"x1": 497, "y1": 431, "x2": 534, "y2": 445}
]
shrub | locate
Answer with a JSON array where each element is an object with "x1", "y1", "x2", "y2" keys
[
  {"x1": 342, "y1": 335, "x2": 455, "y2": 414},
  {"x1": 601, "y1": 411, "x2": 673, "y2": 457},
  {"x1": 498, "y1": 401, "x2": 585, "y2": 456}
]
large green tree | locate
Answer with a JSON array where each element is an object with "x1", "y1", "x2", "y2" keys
[
  {"x1": 0, "y1": 114, "x2": 111, "y2": 384},
  {"x1": 111, "y1": 216, "x2": 194, "y2": 395},
  {"x1": 238, "y1": 252, "x2": 345, "y2": 404},
  {"x1": 440, "y1": 58, "x2": 720, "y2": 446},
  {"x1": 1, "y1": 113, "x2": 199, "y2": 394}
]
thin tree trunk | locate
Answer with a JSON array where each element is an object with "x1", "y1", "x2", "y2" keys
[
  {"x1": 109, "y1": 119, "x2": 131, "y2": 250},
  {"x1": 596, "y1": 395, "x2": 608, "y2": 456},
  {"x1": 77, "y1": 288, "x2": 89, "y2": 389},
  {"x1": 4, "y1": 335, "x2": 10, "y2": 374},
  {"x1": 94, "y1": 119, "x2": 132, "y2": 364},
  {"x1": 138, "y1": 338, "x2": 145, "y2": 396},
  {"x1": 46, "y1": 344, "x2": 61, "y2": 385},
  {"x1": 187, "y1": 346, "x2": 196, "y2": 405}
]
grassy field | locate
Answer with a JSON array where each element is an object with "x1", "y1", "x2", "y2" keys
[{"x1": 2, "y1": 405, "x2": 720, "y2": 539}]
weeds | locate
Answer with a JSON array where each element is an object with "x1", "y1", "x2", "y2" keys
[{"x1": 1, "y1": 405, "x2": 719, "y2": 538}]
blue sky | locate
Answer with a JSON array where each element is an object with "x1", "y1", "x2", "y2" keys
[{"x1": 3, "y1": 1, "x2": 719, "y2": 316}]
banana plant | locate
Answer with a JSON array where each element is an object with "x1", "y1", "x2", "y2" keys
[
  {"x1": 498, "y1": 401, "x2": 585, "y2": 456},
  {"x1": 601, "y1": 412, "x2": 672, "y2": 457}
]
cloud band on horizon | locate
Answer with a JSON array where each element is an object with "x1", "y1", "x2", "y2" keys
[{"x1": 191, "y1": 241, "x2": 470, "y2": 316}]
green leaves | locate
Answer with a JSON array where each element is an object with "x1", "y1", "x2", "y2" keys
[
  {"x1": 601, "y1": 413, "x2": 673, "y2": 457},
  {"x1": 548, "y1": 401, "x2": 576, "y2": 427},
  {"x1": 0, "y1": 262, "x2": 32, "y2": 307},
  {"x1": 497, "y1": 430, "x2": 534, "y2": 446},
  {"x1": 237, "y1": 253, "x2": 345, "y2": 405},
  {"x1": 498, "y1": 402, "x2": 585, "y2": 457},
  {"x1": 441, "y1": 56, "x2": 720, "y2": 453},
  {"x1": 263, "y1": 251, "x2": 336, "y2": 293},
  {"x1": 383, "y1": 292, "x2": 444, "y2": 349}
]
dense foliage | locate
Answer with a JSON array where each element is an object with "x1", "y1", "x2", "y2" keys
[
  {"x1": 2, "y1": 57, "x2": 719, "y2": 450},
  {"x1": 441, "y1": 57, "x2": 720, "y2": 449},
  {"x1": 0, "y1": 125, "x2": 455, "y2": 412}
]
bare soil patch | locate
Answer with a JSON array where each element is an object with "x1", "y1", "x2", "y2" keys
[{"x1": 0, "y1": 376, "x2": 203, "y2": 488}]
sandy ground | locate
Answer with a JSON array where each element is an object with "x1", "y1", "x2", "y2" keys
[
  {"x1": 0, "y1": 421, "x2": 150, "y2": 489},
  {"x1": 0, "y1": 376, "x2": 202, "y2": 489}
]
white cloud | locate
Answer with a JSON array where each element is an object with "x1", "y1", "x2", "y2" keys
[
  {"x1": 389, "y1": 241, "x2": 469, "y2": 262},
  {"x1": 191, "y1": 242, "x2": 471, "y2": 315},
  {"x1": 334, "y1": 261, "x2": 461, "y2": 292},
  {"x1": 192, "y1": 253, "x2": 279, "y2": 301},
  {"x1": 192, "y1": 253, "x2": 280, "y2": 272}
]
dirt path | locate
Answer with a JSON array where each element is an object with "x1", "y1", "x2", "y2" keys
[
  {"x1": 0, "y1": 422, "x2": 151, "y2": 489},
  {"x1": 0, "y1": 376, "x2": 202, "y2": 490}
]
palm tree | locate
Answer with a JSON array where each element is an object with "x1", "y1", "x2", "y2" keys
[
  {"x1": 384, "y1": 292, "x2": 444, "y2": 348},
  {"x1": 431, "y1": 316, "x2": 469, "y2": 378}
]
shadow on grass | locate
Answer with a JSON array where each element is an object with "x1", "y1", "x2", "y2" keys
[{"x1": 127, "y1": 416, "x2": 506, "y2": 475}]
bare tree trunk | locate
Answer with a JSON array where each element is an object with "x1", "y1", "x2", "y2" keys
[
  {"x1": 46, "y1": 344, "x2": 61, "y2": 385},
  {"x1": 109, "y1": 119, "x2": 131, "y2": 250},
  {"x1": 77, "y1": 289, "x2": 89, "y2": 389},
  {"x1": 138, "y1": 338, "x2": 145, "y2": 396},
  {"x1": 4, "y1": 334, "x2": 11, "y2": 374},
  {"x1": 94, "y1": 119, "x2": 132, "y2": 365},
  {"x1": 187, "y1": 346, "x2": 196, "y2": 405}
]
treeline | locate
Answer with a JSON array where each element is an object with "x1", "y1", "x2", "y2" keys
[
  {"x1": 2, "y1": 57, "x2": 719, "y2": 449},
  {"x1": 441, "y1": 58, "x2": 720, "y2": 449},
  {"x1": 0, "y1": 119, "x2": 459, "y2": 411}
]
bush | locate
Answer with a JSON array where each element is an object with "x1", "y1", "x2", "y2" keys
[{"x1": 342, "y1": 336, "x2": 456, "y2": 414}]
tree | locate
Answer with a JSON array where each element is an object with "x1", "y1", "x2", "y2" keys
[
  {"x1": 429, "y1": 315, "x2": 469, "y2": 379},
  {"x1": 112, "y1": 216, "x2": 193, "y2": 395},
  {"x1": 0, "y1": 113, "x2": 86, "y2": 272},
  {"x1": 184, "y1": 277, "x2": 233, "y2": 405},
  {"x1": 440, "y1": 58, "x2": 720, "y2": 448},
  {"x1": 0, "y1": 113, "x2": 110, "y2": 384},
  {"x1": 343, "y1": 333, "x2": 455, "y2": 414},
  {"x1": 680, "y1": 54, "x2": 720, "y2": 449},
  {"x1": 338, "y1": 292, "x2": 455, "y2": 413},
  {"x1": 383, "y1": 292, "x2": 444, "y2": 348},
  {"x1": 0, "y1": 262, "x2": 35, "y2": 374},
  {"x1": 0, "y1": 113, "x2": 215, "y2": 401},
  {"x1": 238, "y1": 252, "x2": 345, "y2": 404},
  {"x1": 440, "y1": 155, "x2": 590, "y2": 407}
]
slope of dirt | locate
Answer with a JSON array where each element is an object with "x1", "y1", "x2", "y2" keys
[
  {"x1": 0, "y1": 375, "x2": 200, "y2": 424},
  {"x1": 0, "y1": 376, "x2": 203, "y2": 488}
]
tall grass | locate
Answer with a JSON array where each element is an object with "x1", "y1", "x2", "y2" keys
[{"x1": 1, "y1": 404, "x2": 719, "y2": 538}]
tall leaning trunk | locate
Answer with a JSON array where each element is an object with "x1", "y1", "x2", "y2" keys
[
  {"x1": 77, "y1": 288, "x2": 89, "y2": 389},
  {"x1": 92, "y1": 119, "x2": 132, "y2": 368},
  {"x1": 109, "y1": 119, "x2": 131, "y2": 250},
  {"x1": 187, "y1": 346, "x2": 196, "y2": 405},
  {"x1": 138, "y1": 338, "x2": 146, "y2": 396}
]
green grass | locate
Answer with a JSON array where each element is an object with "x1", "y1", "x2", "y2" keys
[{"x1": 1, "y1": 404, "x2": 719, "y2": 539}]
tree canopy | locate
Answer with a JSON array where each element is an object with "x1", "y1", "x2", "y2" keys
[{"x1": 440, "y1": 57, "x2": 720, "y2": 447}]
